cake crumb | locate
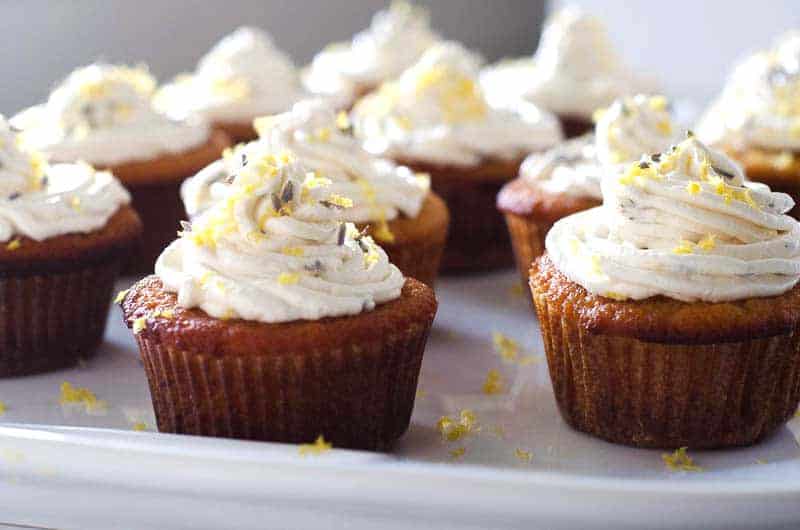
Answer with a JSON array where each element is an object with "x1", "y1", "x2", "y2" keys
[
  {"x1": 482, "y1": 369, "x2": 504, "y2": 395},
  {"x1": 299, "y1": 435, "x2": 332, "y2": 456},
  {"x1": 132, "y1": 316, "x2": 147, "y2": 334},
  {"x1": 662, "y1": 447, "x2": 702, "y2": 472},
  {"x1": 59, "y1": 381, "x2": 107, "y2": 414},
  {"x1": 514, "y1": 448, "x2": 533, "y2": 463}
]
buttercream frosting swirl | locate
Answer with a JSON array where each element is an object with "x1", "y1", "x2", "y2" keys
[
  {"x1": 546, "y1": 136, "x2": 800, "y2": 302},
  {"x1": 698, "y1": 31, "x2": 800, "y2": 151},
  {"x1": 157, "y1": 143, "x2": 404, "y2": 323},
  {"x1": 302, "y1": 1, "x2": 440, "y2": 102},
  {"x1": 352, "y1": 41, "x2": 562, "y2": 166},
  {"x1": 12, "y1": 64, "x2": 209, "y2": 166},
  {"x1": 156, "y1": 27, "x2": 307, "y2": 123},
  {"x1": 0, "y1": 116, "x2": 130, "y2": 242},
  {"x1": 480, "y1": 7, "x2": 647, "y2": 118},
  {"x1": 182, "y1": 100, "x2": 429, "y2": 244},
  {"x1": 523, "y1": 94, "x2": 679, "y2": 199}
]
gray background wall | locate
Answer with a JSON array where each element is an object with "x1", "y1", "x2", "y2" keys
[{"x1": 0, "y1": 0, "x2": 544, "y2": 115}]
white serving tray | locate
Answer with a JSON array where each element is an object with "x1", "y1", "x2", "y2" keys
[{"x1": 0, "y1": 271, "x2": 799, "y2": 530}]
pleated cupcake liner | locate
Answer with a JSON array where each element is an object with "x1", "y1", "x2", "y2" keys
[
  {"x1": 532, "y1": 288, "x2": 800, "y2": 449},
  {"x1": 504, "y1": 212, "x2": 549, "y2": 290},
  {"x1": 384, "y1": 235, "x2": 447, "y2": 287},
  {"x1": 0, "y1": 259, "x2": 122, "y2": 377},
  {"x1": 769, "y1": 183, "x2": 800, "y2": 220},
  {"x1": 136, "y1": 321, "x2": 433, "y2": 451},
  {"x1": 126, "y1": 180, "x2": 188, "y2": 275},
  {"x1": 431, "y1": 177, "x2": 512, "y2": 272}
]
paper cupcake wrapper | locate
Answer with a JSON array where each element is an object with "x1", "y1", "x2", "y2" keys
[
  {"x1": 136, "y1": 320, "x2": 433, "y2": 450},
  {"x1": 557, "y1": 114, "x2": 594, "y2": 139},
  {"x1": 431, "y1": 177, "x2": 511, "y2": 272},
  {"x1": 126, "y1": 180, "x2": 187, "y2": 275},
  {"x1": 532, "y1": 287, "x2": 800, "y2": 449},
  {"x1": 383, "y1": 235, "x2": 446, "y2": 288},
  {"x1": 0, "y1": 260, "x2": 121, "y2": 377},
  {"x1": 504, "y1": 212, "x2": 549, "y2": 290}
]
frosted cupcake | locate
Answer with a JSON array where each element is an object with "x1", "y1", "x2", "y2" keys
[
  {"x1": 698, "y1": 31, "x2": 800, "y2": 218},
  {"x1": 13, "y1": 64, "x2": 228, "y2": 273},
  {"x1": 0, "y1": 117, "x2": 140, "y2": 376},
  {"x1": 531, "y1": 135, "x2": 800, "y2": 448},
  {"x1": 183, "y1": 99, "x2": 449, "y2": 285},
  {"x1": 120, "y1": 142, "x2": 437, "y2": 450},
  {"x1": 353, "y1": 42, "x2": 562, "y2": 271},
  {"x1": 498, "y1": 94, "x2": 680, "y2": 286},
  {"x1": 303, "y1": 1, "x2": 440, "y2": 109},
  {"x1": 156, "y1": 27, "x2": 308, "y2": 143},
  {"x1": 481, "y1": 7, "x2": 648, "y2": 138}
]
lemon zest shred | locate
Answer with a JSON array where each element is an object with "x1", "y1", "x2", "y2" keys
[
  {"x1": 59, "y1": 382, "x2": 107, "y2": 413},
  {"x1": 298, "y1": 435, "x2": 332, "y2": 456},
  {"x1": 662, "y1": 447, "x2": 702, "y2": 472},
  {"x1": 278, "y1": 272, "x2": 300, "y2": 285},
  {"x1": 492, "y1": 332, "x2": 518, "y2": 362},
  {"x1": 132, "y1": 317, "x2": 147, "y2": 334},
  {"x1": 481, "y1": 369, "x2": 504, "y2": 395},
  {"x1": 514, "y1": 448, "x2": 533, "y2": 463},
  {"x1": 114, "y1": 289, "x2": 129, "y2": 304}
]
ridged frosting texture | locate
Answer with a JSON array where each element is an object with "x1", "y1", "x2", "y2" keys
[
  {"x1": 352, "y1": 41, "x2": 562, "y2": 166},
  {"x1": 157, "y1": 142, "x2": 404, "y2": 323},
  {"x1": 182, "y1": 100, "x2": 429, "y2": 244},
  {"x1": 156, "y1": 27, "x2": 307, "y2": 123},
  {"x1": 698, "y1": 31, "x2": 800, "y2": 151},
  {"x1": 0, "y1": 116, "x2": 130, "y2": 242},
  {"x1": 12, "y1": 64, "x2": 209, "y2": 166},
  {"x1": 480, "y1": 7, "x2": 646, "y2": 117},
  {"x1": 523, "y1": 94, "x2": 680, "y2": 199},
  {"x1": 303, "y1": 1, "x2": 440, "y2": 100},
  {"x1": 546, "y1": 136, "x2": 800, "y2": 302}
]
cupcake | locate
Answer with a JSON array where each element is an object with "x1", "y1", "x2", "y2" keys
[
  {"x1": 531, "y1": 135, "x2": 800, "y2": 448},
  {"x1": 119, "y1": 142, "x2": 437, "y2": 450},
  {"x1": 353, "y1": 42, "x2": 562, "y2": 272},
  {"x1": 0, "y1": 117, "x2": 140, "y2": 376},
  {"x1": 302, "y1": 1, "x2": 440, "y2": 110},
  {"x1": 182, "y1": 99, "x2": 449, "y2": 286},
  {"x1": 156, "y1": 27, "x2": 308, "y2": 143},
  {"x1": 12, "y1": 64, "x2": 228, "y2": 273},
  {"x1": 697, "y1": 31, "x2": 800, "y2": 218},
  {"x1": 498, "y1": 94, "x2": 680, "y2": 286},
  {"x1": 481, "y1": 6, "x2": 650, "y2": 138}
]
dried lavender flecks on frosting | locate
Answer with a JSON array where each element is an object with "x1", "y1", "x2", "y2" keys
[
  {"x1": 522, "y1": 95, "x2": 680, "y2": 199},
  {"x1": 182, "y1": 100, "x2": 428, "y2": 242},
  {"x1": 12, "y1": 64, "x2": 209, "y2": 167},
  {"x1": 698, "y1": 31, "x2": 800, "y2": 151},
  {"x1": 0, "y1": 116, "x2": 130, "y2": 242},
  {"x1": 157, "y1": 144, "x2": 404, "y2": 323},
  {"x1": 302, "y1": 1, "x2": 440, "y2": 99},
  {"x1": 156, "y1": 27, "x2": 307, "y2": 123},
  {"x1": 352, "y1": 41, "x2": 562, "y2": 166},
  {"x1": 546, "y1": 135, "x2": 800, "y2": 302},
  {"x1": 480, "y1": 7, "x2": 648, "y2": 118}
]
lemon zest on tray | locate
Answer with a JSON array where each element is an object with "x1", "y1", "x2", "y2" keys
[
  {"x1": 662, "y1": 447, "x2": 702, "y2": 472},
  {"x1": 298, "y1": 435, "x2": 332, "y2": 456},
  {"x1": 514, "y1": 448, "x2": 533, "y2": 463},
  {"x1": 132, "y1": 421, "x2": 148, "y2": 431},
  {"x1": 492, "y1": 332, "x2": 518, "y2": 362},
  {"x1": 437, "y1": 409, "x2": 479, "y2": 442},
  {"x1": 509, "y1": 283, "x2": 525, "y2": 297},
  {"x1": 114, "y1": 289, "x2": 129, "y2": 304},
  {"x1": 0, "y1": 401, "x2": 6, "y2": 415},
  {"x1": 448, "y1": 447, "x2": 466, "y2": 460},
  {"x1": 481, "y1": 369, "x2": 504, "y2": 395},
  {"x1": 415, "y1": 388, "x2": 427, "y2": 399},
  {"x1": 59, "y1": 381, "x2": 107, "y2": 414}
]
